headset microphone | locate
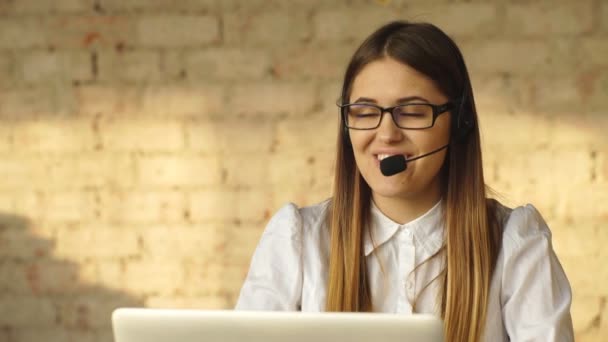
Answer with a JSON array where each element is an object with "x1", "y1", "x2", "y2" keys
[{"x1": 379, "y1": 144, "x2": 449, "y2": 176}]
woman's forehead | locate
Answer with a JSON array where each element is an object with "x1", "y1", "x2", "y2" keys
[{"x1": 350, "y1": 57, "x2": 445, "y2": 103}]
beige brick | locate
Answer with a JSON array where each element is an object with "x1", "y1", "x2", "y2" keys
[
  {"x1": 544, "y1": 112, "x2": 608, "y2": 146},
  {"x1": 2, "y1": 0, "x2": 94, "y2": 13},
  {"x1": 187, "y1": 119, "x2": 274, "y2": 153},
  {"x1": 224, "y1": 11, "x2": 310, "y2": 46},
  {"x1": 570, "y1": 294, "x2": 602, "y2": 334},
  {"x1": 98, "y1": 190, "x2": 186, "y2": 223},
  {"x1": 100, "y1": 0, "x2": 216, "y2": 12},
  {"x1": 139, "y1": 225, "x2": 223, "y2": 260},
  {"x1": 136, "y1": 154, "x2": 221, "y2": 186},
  {"x1": 36, "y1": 191, "x2": 97, "y2": 222},
  {"x1": 12, "y1": 119, "x2": 97, "y2": 152},
  {"x1": 462, "y1": 39, "x2": 578, "y2": 75},
  {"x1": 496, "y1": 148, "x2": 594, "y2": 188},
  {"x1": 274, "y1": 113, "x2": 338, "y2": 154},
  {"x1": 58, "y1": 293, "x2": 143, "y2": 329},
  {"x1": 561, "y1": 255, "x2": 608, "y2": 295},
  {"x1": 189, "y1": 189, "x2": 272, "y2": 223},
  {"x1": 74, "y1": 84, "x2": 144, "y2": 116},
  {"x1": 588, "y1": 73, "x2": 608, "y2": 111},
  {"x1": 95, "y1": 261, "x2": 125, "y2": 289},
  {"x1": 220, "y1": 154, "x2": 270, "y2": 187},
  {"x1": 479, "y1": 111, "x2": 553, "y2": 148},
  {"x1": 472, "y1": 74, "x2": 532, "y2": 116},
  {"x1": 270, "y1": 183, "x2": 332, "y2": 210},
  {"x1": 0, "y1": 123, "x2": 13, "y2": 152},
  {"x1": 598, "y1": 149, "x2": 608, "y2": 183},
  {"x1": 99, "y1": 117, "x2": 183, "y2": 151},
  {"x1": 313, "y1": 7, "x2": 400, "y2": 42},
  {"x1": 527, "y1": 76, "x2": 583, "y2": 112},
  {"x1": 137, "y1": 16, "x2": 219, "y2": 47},
  {"x1": 0, "y1": 88, "x2": 57, "y2": 118},
  {"x1": 411, "y1": 3, "x2": 498, "y2": 37},
  {"x1": 271, "y1": 44, "x2": 352, "y2": 81},
  {"x1": 146, "y1": 295, "x2": 228, "y2": 310},
  {"x1": 576, "y1": 330, "x2": 608, "y2": 342},
  {"x1": 551, "y1": 221, "x2": 607, "y2": 257},
  {"x1": 142, "y1": 84, "x2": 225, "y2": 117},
  {"x1": 229, "y1": 82, "x2": 316, "y2": 117},
  {"x1": 185, "y1": 48, "x2": 272, "y2": 80},
  {"x1": 319, "y1": 81, "x2": 343, "y2": 114},
  {"x1": 555, "y1": 184, "x2": 608, "y2": 220},
  {"x1": 580, "y1": 38, "x2": 608, "y2": 67},
  {"x1": 18, "y1": 261, "x2": 81, "y2": 295},
  {"x1": 0, "y1": 18, "x2": 47, "y2": 48},
  {"x1": 603, "y1": 2, "x2": 608, "y2": 33},
  {"x1": 19, "y1": 50, "x2": 92, "y2": 84},
  {"x1": 55, "y1": 225, "x2": 140, "y2": 259},
  {"x1": 183, "y1": 262, "x2": 246, "y2": 296},
  {"x1": 47, "y1": 15, "x2": 135, "y2": 49},
  {"x1": 0, "y1": 225, "x2": 54, "y2": 261},
  {"x1": 505, "y1": 2, "x2": 593, "y2": 36},
  {"x1": 97, "y1": 50, "x2": 161, "y2": 82},
  {"x1": 0, "y1": 157, "x2": 47, "y2": 189},
  {"x1": 218, "y1": 0, "x2": 354, "y2": 11},
  {"x1": 0, "y1": 52, "x2": 15, "y2": 88},
  {"x1": 0, "y1": 261, "x2": 30, "y2": 293},
  {"x1": 269, "y1": 153, "x2": 317, "y2": 186},
  {"x1": 47, "y1": 153, "x2": 135, "y2": 189},
  {"x1": 0, "y1": 296, "x2": 55, "y2": 326},
  {"x1": 223, "y1": 224, "x2": 264, "y2": 261},
  {"x1": 123, "y1": 260, "x2": 184, "y2": 295},
  {"x1": 12, "y1": 329, "x2": 100, "y2": 342}
]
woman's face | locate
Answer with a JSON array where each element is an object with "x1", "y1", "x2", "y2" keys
[{"x1": 348, "y1": 57, "x2": 452, "y2": 203}]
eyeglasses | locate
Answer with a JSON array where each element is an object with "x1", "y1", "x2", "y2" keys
[{"x1": 337, "y1": 102, "x2": 453, "y2": 130}]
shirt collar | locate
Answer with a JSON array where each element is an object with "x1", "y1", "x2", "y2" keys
[{"x1": 364, "y1": 199, "x2": 444, "y2": 256}]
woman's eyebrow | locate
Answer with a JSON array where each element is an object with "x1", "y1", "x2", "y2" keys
[
  {"x1": 352, "y1": 96, "x2": 430, "y2": 104},
  {"x1": 395, "y1": 96, "x2": 430, "y2": 103}
]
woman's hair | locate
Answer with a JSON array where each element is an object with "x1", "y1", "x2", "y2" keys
[{"x1": 325, "y1": 21, "x2": 502, "y2": 342}]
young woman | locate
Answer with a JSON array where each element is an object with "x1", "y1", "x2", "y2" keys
[{"x1": 235, "y1": 21, "x2": 573, "y2": 342}]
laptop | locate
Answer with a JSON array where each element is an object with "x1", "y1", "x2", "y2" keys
[{"x1": 112, "y1": 308, "x2": 444, "y2": 342}]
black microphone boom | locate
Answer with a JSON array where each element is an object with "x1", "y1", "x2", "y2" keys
[{"x1": 379, "y1": 144, "x2": 449, "y2": 177}]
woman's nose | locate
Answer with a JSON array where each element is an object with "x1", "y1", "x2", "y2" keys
[{"x1": 377, "y1": 112, "x2": 404, "y2": 144}]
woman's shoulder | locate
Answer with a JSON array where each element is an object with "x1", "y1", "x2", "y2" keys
[
  {"x1": 265, "y1": 199, "x2": 331, "y2": 239},
  {"x1": 493, "y1": 200, "x2": 552, "y2": 250}
]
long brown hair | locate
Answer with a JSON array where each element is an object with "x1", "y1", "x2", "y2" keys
[{"x1": 325, "y1": 21, "x2": 502, "y2": 341}]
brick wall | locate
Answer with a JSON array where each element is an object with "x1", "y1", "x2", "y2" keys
[{"x1": 0, "y1": 0, "x2": 606, "y2": 341}]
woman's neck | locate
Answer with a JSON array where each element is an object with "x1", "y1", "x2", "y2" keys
[{"x1": 371, "y1": 182, "x2": 442, "y2": 225}]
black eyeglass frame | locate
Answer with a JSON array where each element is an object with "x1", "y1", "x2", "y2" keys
[{"x1": 337, "y1": 101, "x2": 454, "y2": 130}]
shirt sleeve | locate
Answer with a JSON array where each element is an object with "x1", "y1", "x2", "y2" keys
[
  {"x1": 235, "y1": 203, "x2": 303, "y2": 311},
  {"x1": 501, "y1": 204, "x2": 574, "y2": 341}
]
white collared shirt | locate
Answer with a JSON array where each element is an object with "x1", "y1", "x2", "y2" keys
[{"x1": 235, "y1": 199, "x2": 574, "y2": 341}]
